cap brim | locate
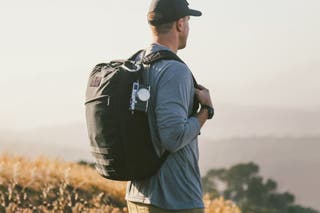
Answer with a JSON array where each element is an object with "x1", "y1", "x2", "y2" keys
[{"x1": 188, "y1": 9, "x2": 202, "y2": 17}]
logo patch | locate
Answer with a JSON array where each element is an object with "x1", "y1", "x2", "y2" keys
[{"x1": 90, "y1": 76, "x2": 102, "y2": 87}]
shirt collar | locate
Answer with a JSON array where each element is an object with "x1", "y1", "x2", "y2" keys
[{"x1": 145, "y1": 43, "x2": 173, "y2": 55}]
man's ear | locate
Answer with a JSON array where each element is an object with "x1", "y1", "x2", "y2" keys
[{"x1": 175, "y1": 18, "x2": 184, "y2": 32}]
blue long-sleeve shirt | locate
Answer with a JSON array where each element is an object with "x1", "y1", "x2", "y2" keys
[{"x1": 125, "y1": 43, "x2": 204, "y2": 210}]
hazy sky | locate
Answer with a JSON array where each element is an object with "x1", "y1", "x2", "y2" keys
[{"x1": 0, "y1": 0, "x2": 319, "y2": 130}]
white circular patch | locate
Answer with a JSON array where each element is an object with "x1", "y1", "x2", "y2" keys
[{"x1": 137, "y1": 88, "x2": 150, "y2": 101}]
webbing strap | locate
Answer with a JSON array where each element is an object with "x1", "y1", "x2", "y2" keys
[
  {"x1": 142, "y1": 50, "x2": 199, "y2": 89},
  {"x1": 91, "y1": 146, "x2": 109, "y2": 155},
  {"x1": 142, "y1": 50, "x2": 184, "y2": 64}
]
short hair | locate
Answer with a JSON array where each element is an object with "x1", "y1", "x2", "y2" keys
[
  {"x1": 148, "y1": 12, "x2": 175, "y2": 35},
  {"x1": 150, "y1": 22, "x2": 175, "y2": 35}
]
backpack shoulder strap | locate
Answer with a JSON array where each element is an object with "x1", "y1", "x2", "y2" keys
[
  {"x1": 142, "y1": 50, "x2": 184, "y2": 64},
  {"x1": 142, "y1": 50, "x2": 199, "y2": 88},
  {"x1": 143, "y1": 49, "x2": 200, "y2": 115}
]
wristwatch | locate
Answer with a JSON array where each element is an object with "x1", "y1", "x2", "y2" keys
[{"x1": 201, "y1": 105, "x2": 214, "y2": 119}]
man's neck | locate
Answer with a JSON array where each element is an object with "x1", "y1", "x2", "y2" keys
[{"x1": 152, "y1": 36, "x2": 178, "y2": 53}]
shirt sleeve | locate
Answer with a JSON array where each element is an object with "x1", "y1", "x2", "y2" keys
[{"x1": 155, "y1": 61, "x2": 201, "y2": 153}]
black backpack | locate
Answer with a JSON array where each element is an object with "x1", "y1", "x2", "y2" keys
[{"x1": 85, "y1": 50, "x2": 199, "y2": 181}]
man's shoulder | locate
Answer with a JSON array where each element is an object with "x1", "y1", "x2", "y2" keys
[
  {"x1": 145, "y1": 44, "x2": 190, "y2": 72},
  {"x1": 154, "y1": 60, "x2": 192, "y2": 88},
  {"x1": 153, "y1": 59, "x2": 192, "y2": 81}
]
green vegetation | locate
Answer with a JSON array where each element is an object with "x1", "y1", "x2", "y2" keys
[{"x1": 202, "y1": 162, "x2": 319, "y2": 213}]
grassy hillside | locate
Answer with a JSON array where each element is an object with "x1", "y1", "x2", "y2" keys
[{"x1": 0, "y1": 154, "x2": 241, "y2": 213}]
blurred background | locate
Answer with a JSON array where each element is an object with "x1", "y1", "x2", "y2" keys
[{"x1": 0, "y1": 0, "x2": 319, "y2": 212}]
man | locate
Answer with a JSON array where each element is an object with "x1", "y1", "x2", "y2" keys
[{"x1": 126, "y1": 0, "x2": 214, "y2": 212}]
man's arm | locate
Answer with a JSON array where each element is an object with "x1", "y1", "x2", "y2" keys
[{"x1": 155, "y1": 62, "x2": 201, "y2": 153}]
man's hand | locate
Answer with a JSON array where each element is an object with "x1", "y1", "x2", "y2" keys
[
  {"x1": 195, "y1": 84, "x2": 213, "y2": 128},
  {"x1": 195, "y1": 84, "x2": 213, "y2": 107}
]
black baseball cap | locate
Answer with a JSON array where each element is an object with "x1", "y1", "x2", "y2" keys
[{"x1": 148, "y1": 0, "x2": 202, "y2": 26}]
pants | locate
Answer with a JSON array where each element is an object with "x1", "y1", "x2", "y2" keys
[{"x1": 127, "y1": 201, "x2": 205, "y2": 213}]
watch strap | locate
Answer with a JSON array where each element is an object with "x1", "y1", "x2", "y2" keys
[{"x1": 201, "y1": 104, "x2": 214, "y2": 119}]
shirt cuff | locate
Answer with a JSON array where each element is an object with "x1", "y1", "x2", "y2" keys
[{"x1": 189, "y1": 116, "x2": 201, "y2": 136}]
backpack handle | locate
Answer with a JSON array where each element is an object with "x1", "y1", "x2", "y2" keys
[{"x1": 128, "y1": 49, "x2": 146, "y2": 62}]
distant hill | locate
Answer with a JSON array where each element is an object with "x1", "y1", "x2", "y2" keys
[
  {"x1": 200, "y1": 103, "x2": 320, "y2": 139},
  {"x1": 0, "y1": 123, "x2": 90, "y2": 162},
  {"x1": 199, "y1": 136, "x2": 320, "y2": 211}
]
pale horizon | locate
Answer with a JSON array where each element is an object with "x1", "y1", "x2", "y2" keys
[{"x1": 0, "y1": 0, "x2": 320, "y2": 130}]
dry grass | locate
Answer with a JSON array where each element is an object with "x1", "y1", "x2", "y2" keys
[
  {"x1": 0, "y1": 153, "x2": 241, "y2": 213},
  {"x1": 204, "y1": 195, "x2": 242, "y2": 213}
]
